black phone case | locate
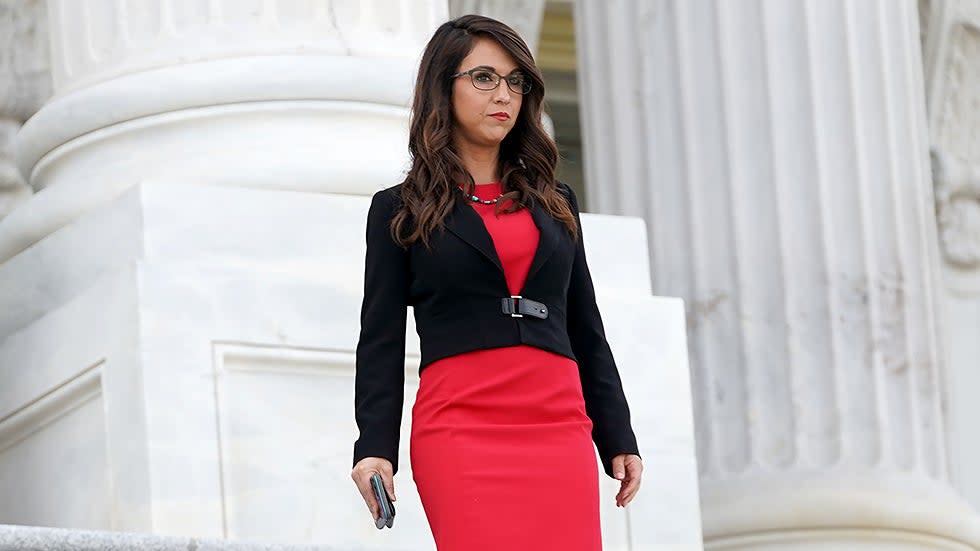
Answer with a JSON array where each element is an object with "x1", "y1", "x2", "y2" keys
[{"x1": 370, "y1": 473, "x2": 395, "y2": 529}]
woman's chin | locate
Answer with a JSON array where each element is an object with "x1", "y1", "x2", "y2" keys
[
  {"x1": 458, "y1": 129, "x2": 512, "y2": 149},
  {"x1": 481, "y1": 131, "x2": 511, "y2": 145}
]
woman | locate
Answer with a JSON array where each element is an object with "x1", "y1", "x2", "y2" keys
[{"x1": 350, "y1": 14, "x2": 642, "y2": 549}]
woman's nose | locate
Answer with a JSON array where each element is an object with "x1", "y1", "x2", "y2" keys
[{"x1": 493, "y1": 84, "x2": 512, "y2": 103}]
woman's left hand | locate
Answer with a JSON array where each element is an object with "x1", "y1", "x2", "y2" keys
[{"x1": 611, "y1": 454, "x2": 643, "y2": 507}]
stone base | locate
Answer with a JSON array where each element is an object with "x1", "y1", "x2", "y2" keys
[
  {"x1": 709, "y1": 532, "x2": 974, "y2": 551},
  {"x1": 702, "y1": 473, "x2": 980, "y2": 550}
]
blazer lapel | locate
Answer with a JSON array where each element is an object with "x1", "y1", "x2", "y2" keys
[
  {"x1": 445, "y1": 196, "x2": 504, "y2": 273},
  {"x1": 525, "y1": 198, "x2": 560, "y2": 285},
  {"x1": 443, "y1": 194, "x2": 562, "y2": 287}
]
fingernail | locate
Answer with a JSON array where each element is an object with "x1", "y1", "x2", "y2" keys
[{"x1": 616, "y1": 472, "x2": 625, "y2": 479}]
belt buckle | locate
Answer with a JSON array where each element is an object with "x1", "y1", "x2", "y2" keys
[{"x1": 509, "y1": 295, "x2": 523, "y2": 318}]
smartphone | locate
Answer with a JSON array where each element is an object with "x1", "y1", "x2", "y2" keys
[{"x1": 370, "y1": 472, "x2": 395, "y2": 529}]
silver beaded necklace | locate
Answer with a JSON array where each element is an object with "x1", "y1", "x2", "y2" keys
[{"x1": 459, "y1": 185, "x2": 504, "y2": 205}]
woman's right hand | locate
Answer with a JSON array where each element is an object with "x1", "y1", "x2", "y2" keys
[{"x1": 351, "y1": 457, "x2": 396, "y2": 521}]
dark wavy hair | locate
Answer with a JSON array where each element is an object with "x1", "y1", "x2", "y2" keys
[{"x1": 390, "y1": 14, "x2": 577, "y2": 248}]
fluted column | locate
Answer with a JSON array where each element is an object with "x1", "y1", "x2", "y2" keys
[
  {"x1": 0, "y1": 0, "x2": 50, "y2": 220},
  {"x1": 1, "y1": 0, "x2": 447, "y2": 263},
  {"x1": 576, "y1": 0, "x2": 980, "y2": 549},
  {"x1": 43, "y1": 0, "x2": 443, "y2": 94}
]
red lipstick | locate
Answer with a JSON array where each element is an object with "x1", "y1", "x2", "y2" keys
[{"x1": 489, "y1": 112, "x2": 510, "y2": 121}]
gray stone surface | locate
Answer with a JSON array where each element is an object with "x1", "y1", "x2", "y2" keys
[{"x1": 0, "y1": 525, "x2": 370, "y2": 551}]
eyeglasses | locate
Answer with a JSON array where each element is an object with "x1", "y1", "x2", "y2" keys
[{"x1": 451, "y1": 67, "x2": 532, "y2": 95}]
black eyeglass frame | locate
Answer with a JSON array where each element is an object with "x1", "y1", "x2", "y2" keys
[{"x1": 451, "y1": 66, "x2": 532, "y2": 95}]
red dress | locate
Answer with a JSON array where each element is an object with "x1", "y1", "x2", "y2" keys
[{"x1": 410, "y1": 182, "x2": 602, "y2": 550}]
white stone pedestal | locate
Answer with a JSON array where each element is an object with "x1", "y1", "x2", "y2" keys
[{"x1": 0, "y1": 182, "x2": 701, "y2": 550}]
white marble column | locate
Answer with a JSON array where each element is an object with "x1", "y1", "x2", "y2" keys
[
  {"x1": 576, "y1": 0, "x2": 980, "y2": 549},
  {"x1": 0, "y1": 0, "x2": 447, "y2": 263}
]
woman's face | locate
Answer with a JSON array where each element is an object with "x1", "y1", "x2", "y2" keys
[{"x1": 451, "y1": 37, "x2": 525, "y2": 151}]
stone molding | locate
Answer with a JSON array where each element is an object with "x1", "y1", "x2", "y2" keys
[
  {"x1": 932, "y1": 148, "x2": 980, "y2": 272},
  {"x1": 0, "y1": 524, "x2": 358, "y2": 551},
  {"x1": 13, "y1": 55, "x2": 416, "y2": 185},
  {"x1": 922, "y1": 0, "x2": 980, "y2": 285}
]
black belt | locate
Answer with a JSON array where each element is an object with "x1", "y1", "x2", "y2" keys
[{"x1": 501, "y1": 295, "x2": 549, "y2": 319}]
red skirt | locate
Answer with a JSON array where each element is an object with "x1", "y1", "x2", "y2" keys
[{"x1": 410, "y1": 344, "x2": 601, "y2": 550}]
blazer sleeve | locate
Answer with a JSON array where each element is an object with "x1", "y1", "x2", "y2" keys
[
  {"x1": 352, "y1": 188, "x2": 409, "y2": 475},
  {"x1": 561, "y1": 182, "x2": 641, "y2": 478}
]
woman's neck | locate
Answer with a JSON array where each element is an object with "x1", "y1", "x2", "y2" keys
[{"x1": 456, "y1": 142, "x2": 501, "y2": 184}]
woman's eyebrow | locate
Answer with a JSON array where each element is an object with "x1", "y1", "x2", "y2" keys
[{"x1": 471, "y1": 64, "x2": 522, "y2": 74}]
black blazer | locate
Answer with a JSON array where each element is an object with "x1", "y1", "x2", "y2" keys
[{"x1": 353, "y1": 181, "x2": 639, "y2": 478}]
